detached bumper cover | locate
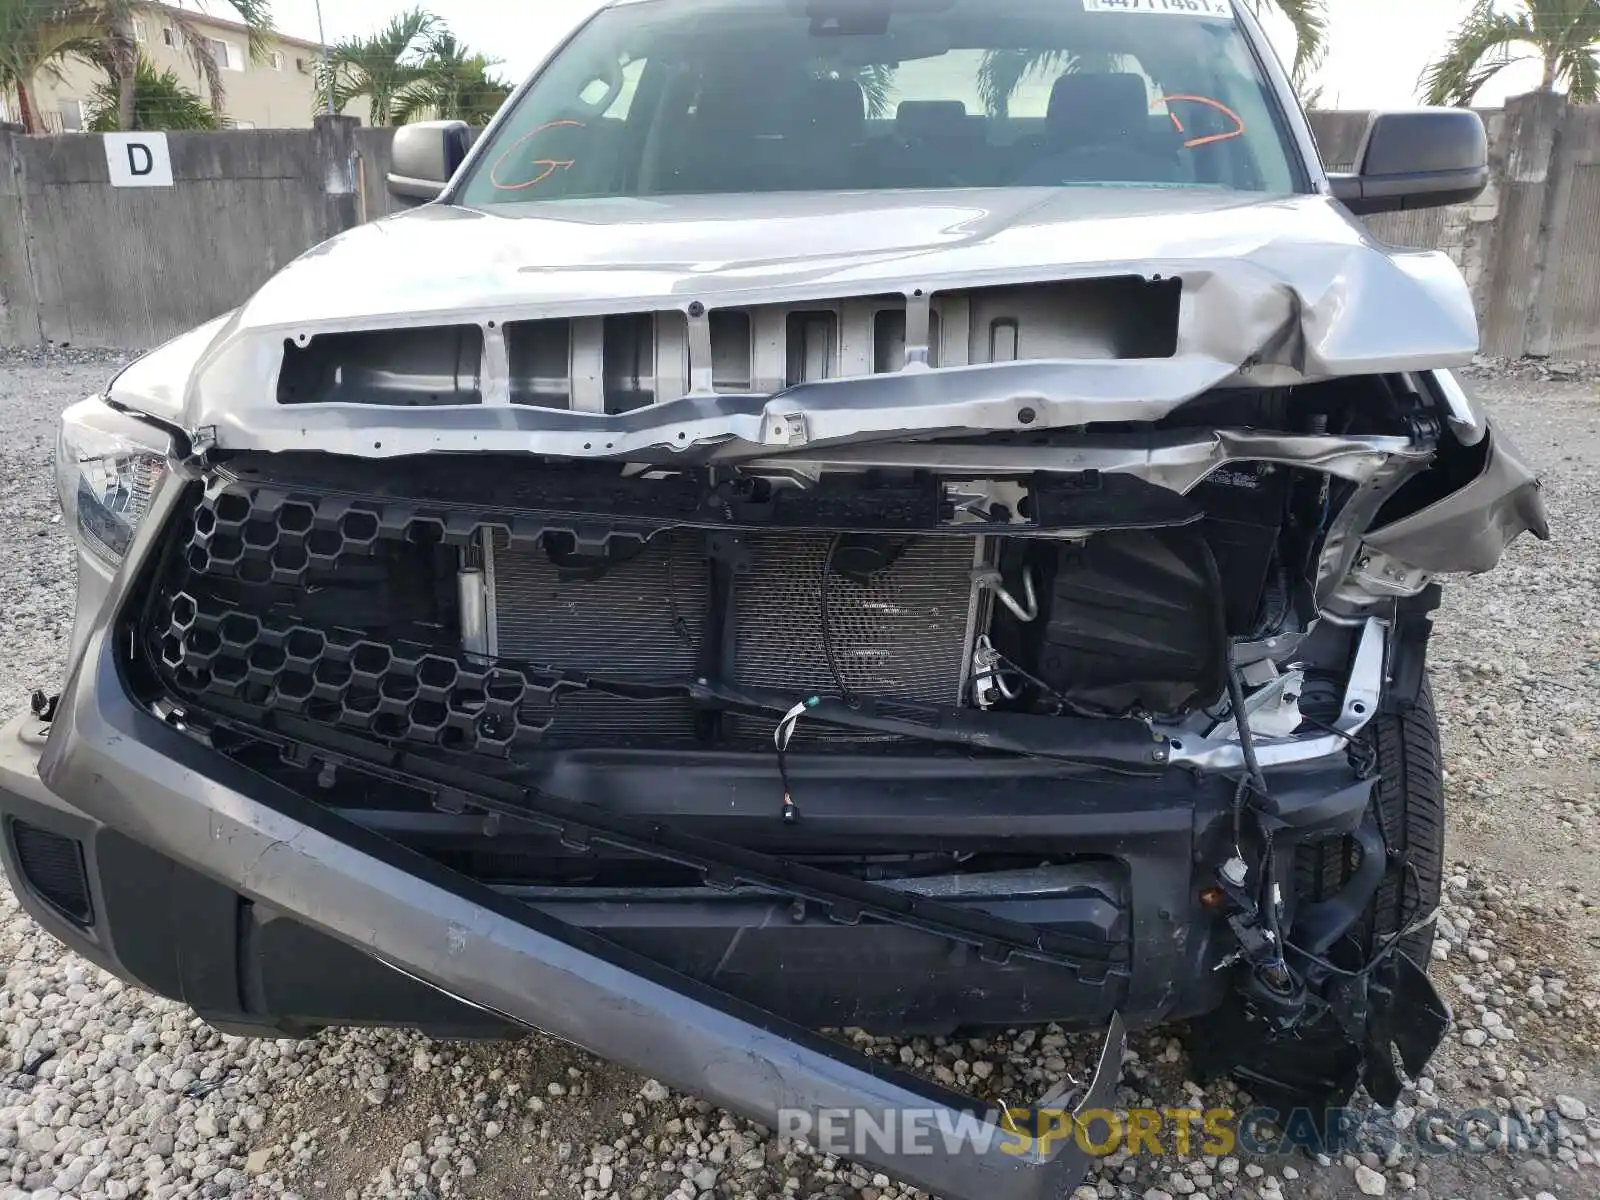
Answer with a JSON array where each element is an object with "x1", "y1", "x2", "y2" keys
[{"x1": 18, "y1": 641, "x2": 1126, "y2": 1200}]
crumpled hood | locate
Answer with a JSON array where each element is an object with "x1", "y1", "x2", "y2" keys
[
  {"x1": 109, "y1": 187, "x2": 1479, "y2": 453},
  {"x1": 233, "y1": 188, "x2": 1471, "y2": 337}
]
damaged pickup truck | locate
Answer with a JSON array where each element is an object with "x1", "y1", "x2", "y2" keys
[{"x1": 1, "y1": 0, "x2": 1550, "y2": 1194}]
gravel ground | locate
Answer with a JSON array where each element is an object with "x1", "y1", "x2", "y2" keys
[{"x1": 1, "y1": 350, "x2": 1598, "y2": 1200}]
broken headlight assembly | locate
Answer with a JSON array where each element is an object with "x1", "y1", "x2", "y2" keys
[{"x1": 55, "y1": 398, "x2": 170, "y2": 568}]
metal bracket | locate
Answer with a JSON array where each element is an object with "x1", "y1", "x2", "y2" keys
[
  {"x1": 1337, "y1": 617, "x2": 1385, "y2": 733},
  {"x1": 764, "y1": 413, "x2": 809, "y2": 447},
  {"x1": 1350, "y1": 550, "x2": 1432, "y2": 599},
  {"x1": 1158, "y1": 618, "x2": 1386, "y2": 770},
  {"x1": 1208, "y1": 667, "x2": 1305, "y2": 741}
]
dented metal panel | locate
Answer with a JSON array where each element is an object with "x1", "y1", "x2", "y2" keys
[
  {"x1": 106, "y1": 190, "x2": 1479, "y2": 456},
  {"x1": 1363, "y1": 425, "x2": 1548, "y2": 574}
]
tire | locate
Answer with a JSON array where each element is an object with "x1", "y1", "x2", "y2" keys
[{"x1": 1295, "y1": 675, "x2": 1445, "y2": 966}]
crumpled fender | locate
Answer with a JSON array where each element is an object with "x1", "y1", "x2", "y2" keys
[{"x1": 1364, "y1": 419, "x2": 1549, "y2": 575}]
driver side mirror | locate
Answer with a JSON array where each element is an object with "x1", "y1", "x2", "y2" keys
[
  {"x1": 1328, "y1": 108, "x2": 1488, "y2": 216},
  {"x1": 387, "y1": 120, "x2": 473, "y2": 203}
]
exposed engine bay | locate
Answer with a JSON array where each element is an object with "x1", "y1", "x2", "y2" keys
[
  {"x1": 140, "y1": 371, "x2": 1533, "y2": 768},
  {"x1": 148, "y1": 441, "x2": 1293, "y2": 760}
]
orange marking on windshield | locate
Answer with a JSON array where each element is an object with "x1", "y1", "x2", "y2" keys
[
  {"x1": 490, "y1": 120, "x2": 586, "y2": 191},
  {"x1": 1154, "y1": 95, "x2": 1245, "y2": 149}
]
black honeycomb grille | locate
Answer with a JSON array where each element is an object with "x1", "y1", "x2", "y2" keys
[
  {"x1": 149, "y1": 476, "x2": 595, "y2": 758},
  {"x1": 186, "y1": 482, "x2": 484, "y2": 586},
  {"x1": 153, "y1": 589, "x2": 564, "y2": 755}
]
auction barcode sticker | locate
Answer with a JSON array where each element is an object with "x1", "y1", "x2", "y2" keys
[{"x1": 1083, "y1": 0, "x2": 1234, "y2": 16}]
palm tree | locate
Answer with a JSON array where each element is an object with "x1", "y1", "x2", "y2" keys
[
  {"x1": 394, "y1": 29, "x2": 511, "y2": 124},
  {"x1": 90, "y1": 0, "x2": 275, "y2": 130},
  {"x1": 0, "y1": 0, "x2": 104, "y2": 132},
  {"x1": 1290, "y1": 34, "x2": 1327, "y2": 109},
  {"x1": 86, "y1": 53, "x2": 216, "y2": 128},
  {"x1": 1244, "y1": 0, "x2": 1326, "y2": 83},
  {"x1": 975, "y1": 0, "x2": 1327, "y2": 118},
  {"x1": 324, "y1": 6, "x2": 439, "y2": 125},
  {"x1": 1421, "y1": 0, "x2": 1600, "y2": 106},
  {"x1": 855, "y1": 63, "x2": 896, "y2": 120},
  {"x1": 976, "y1": 50, "x2": 1121, "y2": 119}
]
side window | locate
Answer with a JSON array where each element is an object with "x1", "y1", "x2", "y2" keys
[{"x1": 206, "y1": 37, "x2": 244, "y2": 71}]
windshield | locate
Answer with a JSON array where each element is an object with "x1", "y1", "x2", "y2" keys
[{"x1": 455, "y1": 0, "x2": 1302, "y2": 206}]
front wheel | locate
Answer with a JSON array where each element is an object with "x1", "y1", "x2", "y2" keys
[{"x1": 1296, "y1": 677, "x2": 1445, "y2": 966}]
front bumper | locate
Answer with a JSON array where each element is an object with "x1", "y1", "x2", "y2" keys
[
  {"x1": 5, "y1": 644, "x2": 1157, "y2": 1200},
  {"x1": 4, "y1": 463, "x2": 1413, "y2": 1200},
  {"x1": 3, "y1": 623, "x2": 1393, "y2": 1198}
]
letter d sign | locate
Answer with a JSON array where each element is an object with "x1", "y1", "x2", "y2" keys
[{"x1": 105, "y1": 132, "x2": 174, "y2": 187}]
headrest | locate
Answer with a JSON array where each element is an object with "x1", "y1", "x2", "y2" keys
[
  {"x1": 1047, "y1": 72, "x2": 1151, "y2": 142},
  {"x1": 691, "y1": 72, "x2": 863, "y2": 139},
  {"x1": 895, "y1": 99, "x2": 969, "y2": 140},
  {"x1": 803, "y1": 76, "x2": 866, "y2": 136}
]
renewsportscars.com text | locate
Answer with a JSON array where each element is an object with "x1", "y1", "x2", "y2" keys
[{"x1": 777, "y1": 1105, "x2": 1570, "y2": 1159}]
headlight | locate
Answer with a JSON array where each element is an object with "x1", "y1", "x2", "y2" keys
[{"x1": 55, "y1": 398, "x2": 171, "y2": 567}]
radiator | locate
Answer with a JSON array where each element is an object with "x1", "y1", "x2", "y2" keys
[{"x1": 489, "y1": 530, "x2": 983, "y2": 748}]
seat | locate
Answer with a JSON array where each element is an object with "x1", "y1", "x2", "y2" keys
[
  {"x1": 660, "y1": 72, "x2": 865, "y2": 194},
  {"x1": 879, "y1": 100, "x2": 990, "y2": 188},
  {"x1": 800, "y1": 77, "x2": 868, "y2": 187},
  {"x1": 1015, "y1": 72, "x2": 1184, "y2": 186}
]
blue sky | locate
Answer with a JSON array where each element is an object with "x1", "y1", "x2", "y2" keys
[{"x1": 253, "y1": 0, "x2": 1551, "y2": 110}]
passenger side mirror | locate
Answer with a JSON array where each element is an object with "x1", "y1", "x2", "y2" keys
[
  {"x1": 1328, "y1": 108, "x2": 1488, "y2": 216},
  {"x1": 387, "y1": 120, "x2": 473, "y2": 203}
]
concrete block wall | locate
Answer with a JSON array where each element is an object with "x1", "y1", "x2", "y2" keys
[
  {"x1": 0, "y1": 116, "x2": 363, "y2": 348},
  {"x1": 0, "y1": 103, "x2": 1596, "y2": 357}
]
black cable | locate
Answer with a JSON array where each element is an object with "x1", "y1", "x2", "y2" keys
[
  {"x1": 992, "y1": 650, "x2": 1111, "y2": 719},
  {"x1": 662, "y1": 533, "x2": 693, "y2": 647},
  {"x1": 1196, "y1": 540, "x2": 1273, "y2": 840},
  {"x1": 1226, "y1": 663, "x2": 1269, "y2": 802},
  {"x1": 1380, "y1": 861, "x2": 1431, "y2": 954},
  {"x1": 777, "y1": 740, "x2": 797, "y2": 823},
  {"x1": 1286, "y1": 862, "x2": 1436, "y2": 983},
  {"x1": 778, "y1": 533, "x2": 854, "y2": 821},
  {"x1": 819, "y1": 533, "x2": 853, "y2": 704},
  {"x1": 1259, "y1": 822, "x2": 1286, "y2": 963},
  {"x1": 1299, "y1": 712, "x2": 1379, "y2": 778},
  {"x1": 1284, "y1": 937, "x2": 1367, "y2": 978},
  {"x1": 1298, "y1": 712, "x2": 1353, "y2": 743}
]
